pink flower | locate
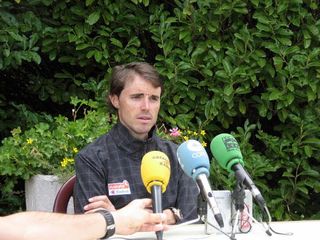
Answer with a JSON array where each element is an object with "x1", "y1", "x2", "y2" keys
[{"x1": 169, "y1": 127, "x2": 181, "y2": 137}]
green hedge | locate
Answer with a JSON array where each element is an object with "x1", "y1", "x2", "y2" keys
[{"x1": 0, "y1": 0, "x2": 319, "y2": 220}]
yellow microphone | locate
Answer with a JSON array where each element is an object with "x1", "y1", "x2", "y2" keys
[{"x1": 141, "y1": 151, "x2": 171, "y2": 240}]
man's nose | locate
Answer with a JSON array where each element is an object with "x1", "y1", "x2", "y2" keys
[{"x1": 141, "y1": 97, "x2": 150, "y2": 110}]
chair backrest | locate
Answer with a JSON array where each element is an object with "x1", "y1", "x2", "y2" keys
[{"x1": 52, "y1": 175, "x2": 76, "y2": 213}]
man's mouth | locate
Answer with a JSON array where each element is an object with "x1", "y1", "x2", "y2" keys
[{"x1": 138, "y1": 116, "x2": 152, "y2": 122}]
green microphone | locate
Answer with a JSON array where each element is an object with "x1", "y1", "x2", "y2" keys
[
  {"x1": 210, "y1": 133, "x2": 266, "y2": 212},
  {"x1": 210, "y1": 133, "x2": 244, "y2": 172}
]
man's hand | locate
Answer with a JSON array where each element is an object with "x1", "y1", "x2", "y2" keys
[
  {"x1": 111, "y1": 198, "x2": 167, "y2": 235},
  {"x1": 163, "y1": 209, "x2": 177, "y2": 225},
  {"x1": 84, "y1": 195, "x2": 116, "y2": 212}
]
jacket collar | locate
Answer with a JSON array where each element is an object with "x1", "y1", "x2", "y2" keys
[{"x1": 111, "y1": 122, "x2": 157, "y2": 154}]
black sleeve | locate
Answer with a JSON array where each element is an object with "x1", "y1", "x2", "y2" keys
[
  {"x1": 73, "y1": 149, "x2": 107, "y2": 213},
  {"x1": 175, "y1": 165, "x2": 200, "y2": 223}
]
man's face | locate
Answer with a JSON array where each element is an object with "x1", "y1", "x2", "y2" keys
[{"x1": 109, "y1": 75, "x2": 161, "y2": 140}]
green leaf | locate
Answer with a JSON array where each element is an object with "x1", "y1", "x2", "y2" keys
[
  {"x1": 187, "y1": 91, "x2": 196, "y2": 101},
  {"x1": 282, "y1": 172, "x2": 294, "y2": 177},
  {"x1": 4, "y1": 49, "x2": 10, "y2": 57},
  {"x1": 110, "y1": 38, "x2": 123, "y2": 48},
  {"x1": 300, "y1": 170, "x2": 320, "y2": 178},
  {"x1": 94, "y1": 51, "x2": 102, "y2": 62},
  {"x1": 127, "y1": 36, "x2": 140, "y2": 47},
  {"x1": 142, "y1": 0, "x2": 150, "y2": 6},
  {"x1": 303, "y1": 145, "x2": 312, "y2": 157},
  {"x1": 210, "y1": 40, "x2": 221, "y2": 51},
  {"x1": 273, "y1": 56, "x2": 283, "y2": 70},
  {"x1": 277, "y1": 28, "x2": 293, "y2": 36},
  {"x1": 173, "y1": 95, "x2": 180, "y2": 104},
  {"x1": 302, "y1": 138, "x2": 320, "y2": 145},
  {"x1": 307, "y1": 25, "x2": 319, "y2": 36},
  {"x1": 31, "y1": 52, "x2": 41, "y2": 64},
  {"x1": 179, "y1": 30, "x2": 190, "y2": 40},
  {"x1": 86, "y1": 0, "x2": 95, "y2": 6},
  {"x1": 234, "y1": 7, "x2": 248, "y2": 14},
  {"x1": 86, "y1": 11, "x2": 100, "y2": 25},
  {"x1": 76, "y1": 43, "x2": 91, "y2": 50},
  {"x1": 307, "y1": 89, "x2": 316, "y2": 101},
  {"x1": 207, "y1": 23, "x2": 217, "y2": 33},
  {"x1": 215, "y1": 70, "x2": 227, "y2": 79},
  {"x1": 222, "y1": 59, "x2": 232, "y2": 74},
  {"x1": 191, "y1": 45, "x2": 206, "y2": 58},
  {"x1": 253, "y1": 12, "x2": 270, "y2": 24},
  {"x1": 8, "y1": 32, "x2": 25, "y2": 42},
  {"x1": 250, "y1": 0, "x2": 259, "y2": 7},
  {"x1": 224, "y1": 85, "x2": 233, "y2": 96},
  {"x1": 29, "y1": 34, "x2": 39, "y2": 49},
  {"x1": 284, "y1": 46, "x2": 299, "y2": 56},
  {"x1": 202, "y1": 68, "x2": 213, "y2": 76},
  {"x1": 297, "y1": 186, "x2": 309, "y2": 195},
  {"x1": 277, "y1": 37, "x2": 292, "y2": 46},
  {"x1": 304, "y1": 39, "x2": 311, "y2": 49},
  {"x1": 239, "y1": 100, "x2": 246, "y2": 114},
  {"x1": 269, "y1": 88, "x2": 282, "y2": 100}
]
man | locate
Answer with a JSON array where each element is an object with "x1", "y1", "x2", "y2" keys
[
  {"x1": 74, "y1": 62, "x2": 199, "y2": 224},
  {"x1": 0, "y1": 198, "x2": 167, "y2": 240}
]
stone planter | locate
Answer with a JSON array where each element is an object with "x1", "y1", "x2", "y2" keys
[{"x1": 25, "y1": 174, "x2": 74, "y2": 213}]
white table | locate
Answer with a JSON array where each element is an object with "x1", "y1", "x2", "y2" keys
[{"x1": 111, "y1": 221, "x2": 320, "y2": 240}]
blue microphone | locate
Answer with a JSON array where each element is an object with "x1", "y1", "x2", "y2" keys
[{"x1": 177, "y1": 139, "x2": 224, "y2": 228}]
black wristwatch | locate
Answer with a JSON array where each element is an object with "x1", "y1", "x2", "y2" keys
[
  {"x1": 97, "y1": 209, "x2": 116, "y2": 239},
  {"x1": 169, "y1": 207, "x2": 183, "y2": 222}
]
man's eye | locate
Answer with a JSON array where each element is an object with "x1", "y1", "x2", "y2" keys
[{"x1": 132, "y1": 95, "x2": 142, "y2": 99}]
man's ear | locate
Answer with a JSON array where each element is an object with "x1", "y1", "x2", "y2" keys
[{"x1": 109, "y1": 95, "x2": 119, "y2": 109}]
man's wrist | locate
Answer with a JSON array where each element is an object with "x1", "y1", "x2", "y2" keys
[
  {"x1": 96, "y1": 209, "x2": 116, "y2": 239},
  {"x1": 168, "y1": 207, "x2": 183, "y2": 223}
]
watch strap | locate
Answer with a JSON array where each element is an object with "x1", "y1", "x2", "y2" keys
[
  {"x1": 169, "y1": 207, "x2": 183, "y2": 222},
  {"x1": 97, "y1": 209, "x2": 116, "y2": 239}
]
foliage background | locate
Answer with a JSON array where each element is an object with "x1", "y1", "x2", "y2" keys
[{"x1": 0, "y1": 0, "x2": 319, "y2": 220}]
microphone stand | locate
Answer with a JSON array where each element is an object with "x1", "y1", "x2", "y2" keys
[
  {"x1": 230, "y1": 180, "x2": 248, "y2": 240},
  {"x1": 231, "y1": 177, "x2": 272, "y2": 240}
]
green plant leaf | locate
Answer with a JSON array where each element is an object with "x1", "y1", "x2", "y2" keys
[{"x1": 86, "y1": 11, "x2": 100, "y2": 25}]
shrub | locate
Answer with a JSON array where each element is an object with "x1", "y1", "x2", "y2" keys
[{"x1": 0, "y1": 98, "x2": 116, "y2": 214}]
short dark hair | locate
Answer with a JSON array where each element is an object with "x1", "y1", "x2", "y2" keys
[{"x1": 107, "y1": 62, "x2": 163, "y2": 111}]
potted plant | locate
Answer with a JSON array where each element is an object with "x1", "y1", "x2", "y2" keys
[{"x1": 0, "y1": 97, "x2": 116, "y2": 212}]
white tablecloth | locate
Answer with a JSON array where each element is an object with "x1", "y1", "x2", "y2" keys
[{"x1": 111, "y1": 221, "x2": 320, "y2": 240}]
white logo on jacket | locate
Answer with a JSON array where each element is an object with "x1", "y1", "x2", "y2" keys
[{"x1": 108, "y1": 180, "x2": 131, "y2": 195}]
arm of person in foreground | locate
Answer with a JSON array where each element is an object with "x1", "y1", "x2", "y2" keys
[{"x1": 0, "y1": 198, "x2": 167, "y2": 240}]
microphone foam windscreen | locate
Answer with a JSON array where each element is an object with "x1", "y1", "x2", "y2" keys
[
  {"x1": 210, "y1": 133, "x2": 244, "y2": 172},
  {"x1": 177, "y1": 139, "x2": 210, "y2": 180},
  {"x1": 141, "y1": 151, "x2": 171, "y2": 193}
]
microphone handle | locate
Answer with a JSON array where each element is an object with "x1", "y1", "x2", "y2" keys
[
  {"x1": 232, "y1": 163, "x2": 266, "y2": 210},
  {"x1": 196, "y1": 174, "x2": 224, "y2": 228},
  {"x1": 151, "y1": 185, "x2": 163, "y2": 240}
]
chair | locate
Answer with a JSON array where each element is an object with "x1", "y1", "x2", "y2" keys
[{"x1": 52, "y1": 175, "x2": 76, "y2": 213}]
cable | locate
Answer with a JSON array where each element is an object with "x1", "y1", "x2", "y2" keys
[
  {"x1": 168, "y1": 215, "x2": 201, "y2": 230},
  {"x1": 202, "y1": 215, "x2": 231, "y2": 239},
  {"x1": 263, "y1": 206, "x2": 294, "y2": 236},
  {"x1": 238, "y1": 204, "x2": 252, "y2": 233}
]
